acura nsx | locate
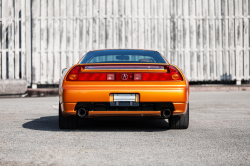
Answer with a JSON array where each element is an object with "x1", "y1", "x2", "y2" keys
[{"x1": 59, "y1": 49, "x2": 189, "y2": 129}]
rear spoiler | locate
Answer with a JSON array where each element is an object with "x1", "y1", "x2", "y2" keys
[{"x1": 79, "y1": 63, "x2": 169, "y2": 70}]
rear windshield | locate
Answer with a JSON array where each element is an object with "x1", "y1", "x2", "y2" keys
[{"x1": 80, "y1": 50, "x2": 167, "y2": 64}]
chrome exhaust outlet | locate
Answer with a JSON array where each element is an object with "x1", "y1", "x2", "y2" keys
[
  {"x1": 78, "y1": 108, "x2": 87, "y2": 118},
  {"x1": 162, "y1": 109, "x2": 171, "y2": 118}
]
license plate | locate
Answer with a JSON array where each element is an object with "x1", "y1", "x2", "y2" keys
[{"x1": 113, "y1": 94, "x2": 135, "y2": 101}]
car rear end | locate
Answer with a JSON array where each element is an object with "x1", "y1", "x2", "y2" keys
[{"x1": 59, "y1": 50, "x2": 189, "y2": 129}]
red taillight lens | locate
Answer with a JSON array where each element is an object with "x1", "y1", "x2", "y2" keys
[
  {"x1": 66, "y1": 66, "x2": 115, "y2": 81},
  {"x1": 66, "y1": 66, "x2": 80, "y2": 81},
  {"x1": 133, "y1": 66, "x2": 182, "y2": 81},
  {"x1": 78, "y1": 73, "x2": 107, "y2": 81},
  {"x1": 168, "y1": 66, "x2": 183, "y2": 81},
  {"x1": 134, "y1": 73, "x2": 170, "y2": 81}
]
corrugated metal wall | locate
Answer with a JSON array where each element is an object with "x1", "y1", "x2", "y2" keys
[
  {"x1": 1, "y1": 0, "x2": 250, "y2": 86},
  {"x1": 0, "y1": 0, "x2": 31, "y2": 84}
]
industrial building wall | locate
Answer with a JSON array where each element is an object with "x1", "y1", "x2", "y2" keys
[{"x1": 1, "y1": 0, "x2": 250, "y2": 86}]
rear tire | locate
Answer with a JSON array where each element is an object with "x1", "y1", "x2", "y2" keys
[
  {"x1": 59, "y1": 103, "x2": 78, "y2": 129},
  {"x1": 169, "y1": 103, "x2": 189, "y2": 129}
]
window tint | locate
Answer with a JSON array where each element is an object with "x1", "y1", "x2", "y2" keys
[{"x1": 80, "y1": 50, "x2": 167, "y2": 64}]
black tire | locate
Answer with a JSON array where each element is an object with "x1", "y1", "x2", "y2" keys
[
  {"x1": 59, "y1": 103, "x2": 78, "y2": 129},
  {"x1": 169, "y1": 103, "x2": 189, "y2": 129}
]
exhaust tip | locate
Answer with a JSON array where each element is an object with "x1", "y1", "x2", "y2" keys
[
  {"x1": 78, "y1": 108, "x2": 87, "y2": 118},
  {"x1": 162, "y1": 109, "x2": 171, "y2": 118}
]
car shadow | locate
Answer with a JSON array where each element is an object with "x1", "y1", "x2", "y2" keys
[{"x1": 22, "y1": 116, "x2": 170, "y2": 132}]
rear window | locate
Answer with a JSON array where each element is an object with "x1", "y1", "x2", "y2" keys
[{"x1": 80, "y1": 50, "x2": 167, "y2": 64}]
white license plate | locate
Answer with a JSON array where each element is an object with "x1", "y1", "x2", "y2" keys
[{"x1": 113, "y1": 94, "x2": 135, "y2": 101}]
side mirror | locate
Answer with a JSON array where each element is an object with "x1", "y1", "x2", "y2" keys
[{"x1": 62, "y1": 68, "x2": 67, "y2": 74}]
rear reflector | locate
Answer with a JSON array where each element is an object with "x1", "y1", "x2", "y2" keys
[{"x1": 66, "y1": 65, "x2": 183, "y2": 81}]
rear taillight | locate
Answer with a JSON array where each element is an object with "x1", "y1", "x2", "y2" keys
[
  {"x1": 134, "y1": 66, "x2": 183, "y2": 81},
  {"x1": 168, "y1": 66, "x2": 183, "y2": 81},
  {"x1": 66, "y1": 65, "x2": 183, "y2": 81},
  {"x1": 78, "y1": 73, "x2": 107, "y2": 81},
  {"x1": 134, "y1": 73, "x2": 170, "y2": 81},
  {"x1": 66, "y1": 66, "x2": 115, "y2": 81},
  {"x1": 66, "y1": 66, "x2": 80, "y2": 81}
]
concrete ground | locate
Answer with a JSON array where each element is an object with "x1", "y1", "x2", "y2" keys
[{"x1": 0, "y1": 91, "x2": 250, "y2": 165}]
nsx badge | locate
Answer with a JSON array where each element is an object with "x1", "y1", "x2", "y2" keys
[{"x1": 121, "y1": 74, "x2": 128, "y2": 80}]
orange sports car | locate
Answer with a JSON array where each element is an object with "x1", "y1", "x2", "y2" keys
[{"x1": 59, "y1": 49, "x2": 189, "y2": 129}]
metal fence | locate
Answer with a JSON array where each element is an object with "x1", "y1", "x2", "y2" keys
[{"x1": 0, "y1": 0, "x2": 250, "y2": 87}]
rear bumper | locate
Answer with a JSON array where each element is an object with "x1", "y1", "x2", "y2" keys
[
  {"x1": 60, "y1": 83, "x2": 188, "y2": 117},
  {"x1": 60, "y1": 102, "x2": 187, "y2": 117},
  {"x1": 61, "y1": 85, "x2": 188, "y2": 103}
]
